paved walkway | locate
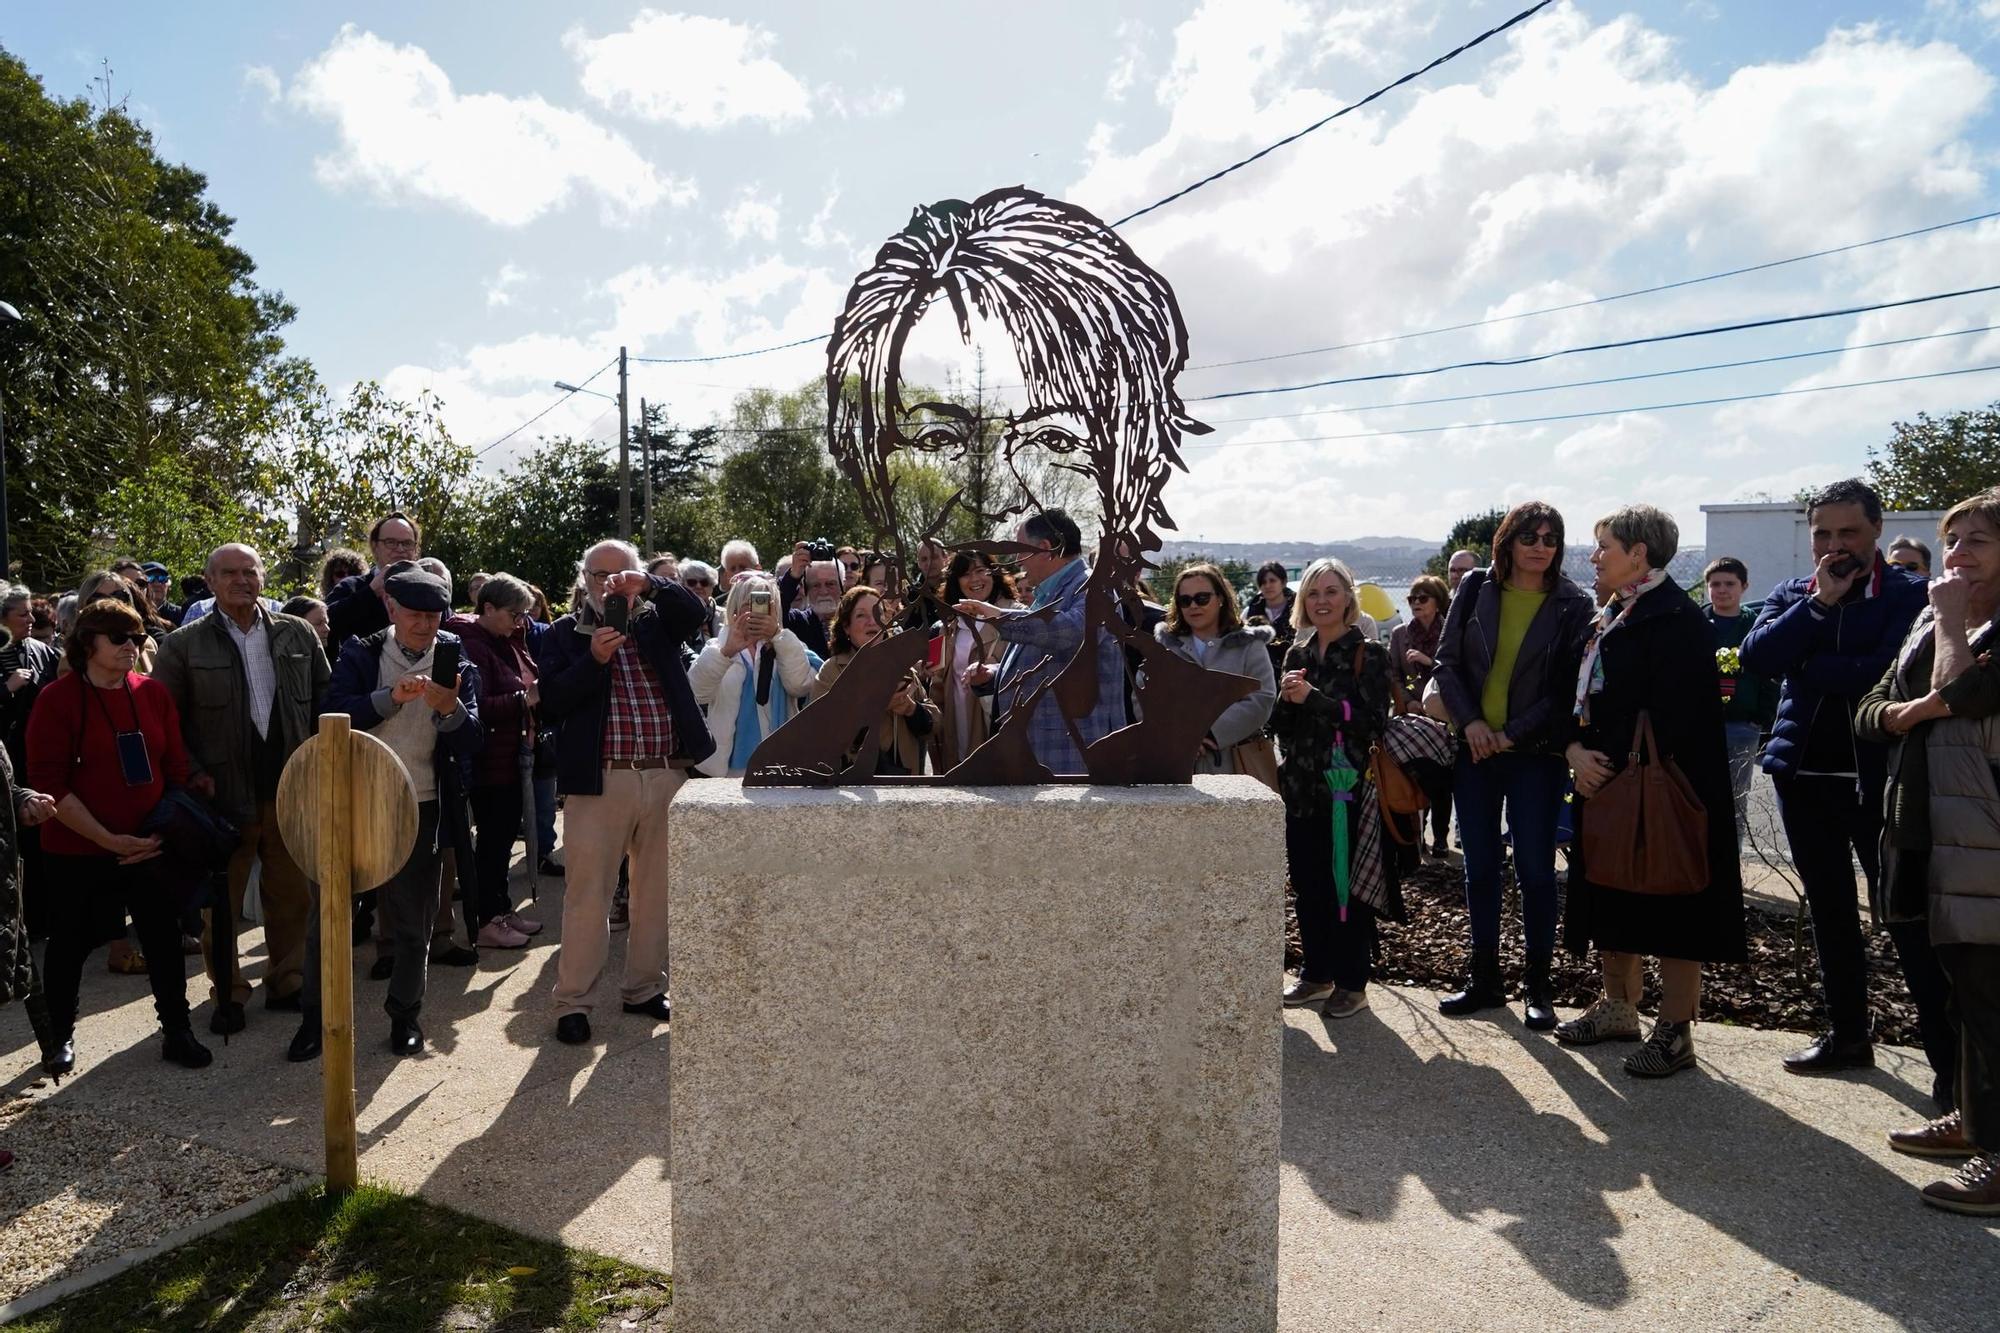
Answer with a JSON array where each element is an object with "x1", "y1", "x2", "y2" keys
[{"x1": 2, "y1": 858, "x2": 1993, "y2": 1330}]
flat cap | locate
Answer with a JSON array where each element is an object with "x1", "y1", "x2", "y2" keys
[{"x1": 382, "y1": 560, "x2": 451, "y2": 613}]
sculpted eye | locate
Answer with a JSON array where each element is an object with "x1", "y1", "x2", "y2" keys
[{"x1": 1028, "y1": 426, "x2": 1083, "y2": 453}]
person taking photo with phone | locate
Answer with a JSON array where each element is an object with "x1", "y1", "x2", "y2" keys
[
  {"x1": 689, "y1": 573, "x2": 823, "y2": 779},
  {"x1": 537, "y1": 540, "x2": 715, "y2": 1046},
  {"x1": 304, "y1": 562, "x2": 482, "y2": 1062}
]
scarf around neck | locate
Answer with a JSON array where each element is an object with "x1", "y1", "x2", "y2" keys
[{"x1": 1573, "y1": 568, "x2": 1669, "y2": 722}]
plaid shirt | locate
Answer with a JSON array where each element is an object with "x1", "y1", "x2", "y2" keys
[{"x1": 601, "y1": 634, "x2": 674, "y2": 762}]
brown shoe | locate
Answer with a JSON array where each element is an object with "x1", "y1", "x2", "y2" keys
[
  {"x1": 1920, "y1": 1153, "x2": 2000, "y2": 1216},
  {"x1": 1889, "y1": 1110, "x2": 1973, "y2": 1160}
]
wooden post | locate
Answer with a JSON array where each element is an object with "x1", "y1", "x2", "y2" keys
[{"x1": 318, "y1": 713, "x2": 358, "y2": 1193}]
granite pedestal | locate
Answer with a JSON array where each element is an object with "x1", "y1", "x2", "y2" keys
[{"x1": 668, "y1": 775, "x2": 1283, "y2": 1332}]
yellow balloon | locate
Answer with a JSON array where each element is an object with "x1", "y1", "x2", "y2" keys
[{"x1": 1357, "y1": 582, "x2": 1396, "y2": 622}]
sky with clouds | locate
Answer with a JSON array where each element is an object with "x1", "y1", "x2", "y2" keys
[{"x1": 8, "y1": 0, "x2": 2000, "y2": 544}]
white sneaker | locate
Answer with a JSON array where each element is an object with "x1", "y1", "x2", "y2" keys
[
  {"x1": 476, "y1": 919, "x2": 531, "y2": 950},
  {"x1": 1283, "y1": 978, "x2": 1335, "y2": 1007}
]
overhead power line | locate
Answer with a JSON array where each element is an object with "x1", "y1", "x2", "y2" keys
[
  {"x1": 1199, "y1": 323, "x2": 1998, "y2": 425},
  {"x1": 1109, "y1": 1, "x2": 1555, "y2": 227},
  {"x1": 1190, "y1": 282, "x2": 2000, "y2": 402},
  {"x1": 1180, "y1": 362, "x2": 2000, "y2": 449},
  {"x1": 1181, "y1": 207, "x2": 2000, "y2": 372},
  {"x1": 623, "y1": 3, "x2": 1555, "y2": 368},
  {"x1": 475, "y1": 356, "x2": 617, "y2": 458}
]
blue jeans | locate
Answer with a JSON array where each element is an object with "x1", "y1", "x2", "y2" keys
[{"x1": 1453, "y1": 749, "x2": 1566, "y2": 955}]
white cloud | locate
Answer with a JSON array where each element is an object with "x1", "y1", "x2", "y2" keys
[
  {"x1": 722, "y1": 189, "x2": 781, "y2": 243},
  {"x1": 1065, "y1": 2, "x2": 1996, "y2": 544},
  {"x1": 484, "y1": 263, "x2": 531, "y2": 309},
  {"x1": 565, "y1": 11, "x2": 813, "y2": 129},
  {"x1": 242, "y1": 64, "x2": 281, "y2": 102},
  {"x1": 286, "y1": 25, "x2": 693, "y2": 227},
  {"x1": 819, "y1": 84, "x2": 905, "y2": 119}
]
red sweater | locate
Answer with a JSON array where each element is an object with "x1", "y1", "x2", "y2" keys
[{"x1": 26, "y1": 671, "x2": 191, "y2": 857}]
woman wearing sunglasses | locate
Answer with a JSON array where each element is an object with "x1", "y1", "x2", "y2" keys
[
  {"x1": 1431, "y1": 500, "x2": 1595, "y2": 1030},
  {"x1": 1151, "y1": 564, "x2": 1276, "y2": 775},
  {"x1": 1392, "y1": 573, "x2": 1454, "y2": 856},
  {"x1": 26, "y1": 597, "x2": 210, "y2": 1073}
]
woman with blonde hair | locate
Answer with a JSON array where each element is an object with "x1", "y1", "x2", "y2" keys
[
  {"x1": 689, "y1": 574, "x2": 822, "y2": 777},
  {"x1": 1272, "y1": 558, "x2": 1400, "y2": 1017}
]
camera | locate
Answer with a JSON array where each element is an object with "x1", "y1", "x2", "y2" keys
[{"x1": 805, "y1": 538, "x2": 837, "y2": 562}]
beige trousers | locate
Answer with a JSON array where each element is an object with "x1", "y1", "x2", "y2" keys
[
  {"x1": 205, "y1": 800, "x2": 312, "y2": 1004},
  {"x1": 1602, "y1": 951, "x2": 1703, "y2": 1023},
  {"x1": 554, "y1": 766, "x2": 684, "y2": 1015}
]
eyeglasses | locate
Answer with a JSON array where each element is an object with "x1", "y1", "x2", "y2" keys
[
  {"x1": 375, "y1": 538, "x2": 419, "y2": 553},
  {"x1": 1515, "y1": 531, "x2": 1560, "y2": 548},
  {"x1": 1176, "y1": 591, "x2": 1215, "y2": 608},
  {"x1": 146, "y1": 573, "x2": 170, "y2": 584},
  {"x1": 585, "y1": 568, "x2": 624, "y2": 582},
  {"x1": 683, "y1": 578, "x2": 713, "y2": 589},
  {"x1": 100, "y1": 631, "x2": 146, "y2": 647},
  {"x1": 1408, "y1": 594, "x2": 1431, "y2": 605}
]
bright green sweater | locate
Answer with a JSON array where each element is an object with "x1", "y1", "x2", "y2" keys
[{"x1": 1481, "y1": 584, "x2": 1547, "y2": 731}]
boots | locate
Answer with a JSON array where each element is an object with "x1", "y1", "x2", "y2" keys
[
  {"x1": 1439, "y1": 948, "x2": 1506, "y2": 1017},
  {"x1": 1523, "y1": 951, "x2": 1557, "y2": 1031}
]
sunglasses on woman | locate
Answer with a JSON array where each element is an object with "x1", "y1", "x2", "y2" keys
[
  {"x1": 100, "y1": 631, "x2": 146, "y2": 647},
  {"x1": 1408, "y1": 594, "x2": 1431, "y2": 605},
  {"x1": 1176, "y1": 590, "x2": 1215, "y2": 608},
  {"x1": 1514, "y1": 531, "x2": 1560, "y2": 548}
]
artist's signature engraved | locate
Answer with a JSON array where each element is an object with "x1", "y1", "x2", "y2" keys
[{"x1": 748, "y1": 763, "x2": 838, "y2": 781}]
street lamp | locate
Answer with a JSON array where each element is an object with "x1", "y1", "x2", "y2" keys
[
  {"x1": 553, "y1": 380, "x2": 615, "y2": 400},
  {"x1": 0, "y1": 300, "x2": 20, "y2": 577},
  {"x1": 555, "y1": 347, "x2": 631, "y2": 543}
]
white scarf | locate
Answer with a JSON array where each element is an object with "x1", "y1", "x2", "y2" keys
[{"x1": 1573, "y1": 568, "x2": 1669, "y2": 723}]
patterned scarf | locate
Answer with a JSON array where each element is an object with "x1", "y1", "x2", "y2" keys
[{"x1": 1573, "y1": 568, "x2": 1669, "y2": 722}]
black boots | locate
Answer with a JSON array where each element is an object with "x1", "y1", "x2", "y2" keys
[
  {"x1": 161, "y1": 1026, "x2": 214, "y2": 1069},
  {"x1": 1524, "y1": 951, "x2": 1558, "y2": 1031},
  {"x1": 1439, "y1": 948, "x2": 1506, "y2": 1016}
]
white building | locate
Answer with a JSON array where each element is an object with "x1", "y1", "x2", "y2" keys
[{"x1": 1701, "y1": 501, "x2": 1944, "y2": 593}]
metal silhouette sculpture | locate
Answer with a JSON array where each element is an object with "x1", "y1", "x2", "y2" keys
[{"x1": 744, "y1": 186, "x2": 1254, "y2": 786}]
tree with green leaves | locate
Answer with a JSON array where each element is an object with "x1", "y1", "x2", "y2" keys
[
  {"x1": 0, "y1": 48, "x2": 297, "y2": 586},
  {"x1": 1424, "y1": 508, "x2": 1506, "y2": 576},
  {"x1": 712, "y1": 384, "x2": 867, "y2": 562},
  {"x1": 266, "y1": 376, "x2": 479, "y2": 586},
  {"x1": 1865, "y1": 401, "x2": 2000, "y2": 510},
  {"x1": 471, "y1": 434, "x2": 620, "y2": 601}
]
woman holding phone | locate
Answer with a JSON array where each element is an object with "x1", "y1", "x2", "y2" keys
[
  {"x1": 26, "y1": 598, "x2": 210, "y2": 1073},
  {"x1": 812, "y1": 586, "x2": 939, "y2": 776},
  {"x1": 689, "y1": 574, "x2": 822, "y2": 777}
]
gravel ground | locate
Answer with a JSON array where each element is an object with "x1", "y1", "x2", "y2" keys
[
  {"x1": 0, "y1": 1091, "x2": 302, "y2": 1305},
  {"x1": 1289, "y1": 852, "x2": 1923, "y2": 1046}
]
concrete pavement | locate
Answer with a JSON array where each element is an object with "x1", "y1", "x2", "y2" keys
[{"x1": 2, "y1": 868, "x2": 1994, "y2": 1331}]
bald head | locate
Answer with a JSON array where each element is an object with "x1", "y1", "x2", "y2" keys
[{"x1": 207, "y1": 544, "x2": 266, "y2": 624}]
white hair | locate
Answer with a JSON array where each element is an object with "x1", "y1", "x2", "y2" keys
[
  {"x1": 582, "y1": 539, "x2": 642, "y2": 574},
  {"x1": 719, "y1": 539, "x2": 760, "y2": 569},
  {"x1": 416, "y1": 556, "x2": 453, "y2": 587},
  {"x1": 679, "y1": 559, "x2": 717, "y2": 586}
]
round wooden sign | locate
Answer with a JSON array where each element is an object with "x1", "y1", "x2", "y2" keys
[{"x1": 276, "y1": 727, "x2": 419, "y2": 892}]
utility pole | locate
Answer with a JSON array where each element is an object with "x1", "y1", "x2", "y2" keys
[
  {"x1": 640, "y1": 397, "x2": 655, "y2": 554},
  {"x1": 617, "y1": 345, "x2": 631, "y2": 542}
]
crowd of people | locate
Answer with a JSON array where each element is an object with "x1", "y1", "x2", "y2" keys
[{"x1": 0, "y1": 479, "x2": 1995, "y2": 1217}]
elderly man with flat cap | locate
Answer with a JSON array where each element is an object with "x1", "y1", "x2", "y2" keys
[{"x1": 297, "y1": 561, "x2": 482, "y2": 1060}]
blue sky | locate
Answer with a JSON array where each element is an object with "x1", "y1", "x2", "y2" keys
[{"x1": 7, "y1": 1, "x2": 2000, "y2": 545}]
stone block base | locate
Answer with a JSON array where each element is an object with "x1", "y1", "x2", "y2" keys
[{"x1": 668, "y1": 776, "x2": 1282, "y2": 1332}]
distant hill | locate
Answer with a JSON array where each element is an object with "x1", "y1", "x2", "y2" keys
[{"x1": 1155, "y1": 537, "x2": 1438, "y2": 581}]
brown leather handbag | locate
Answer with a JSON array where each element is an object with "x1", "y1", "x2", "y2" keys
[
  {"x1": 1228, "y1": 736, "x2": 1281, "y2": 792},
  {"x1": 1580, "y1": 710, "x2": 1710, "y2": 895}
]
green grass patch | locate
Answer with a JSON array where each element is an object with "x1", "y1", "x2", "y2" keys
[{"x1": 8, "y1": 1183, "x2": 670, "y2": 1332}]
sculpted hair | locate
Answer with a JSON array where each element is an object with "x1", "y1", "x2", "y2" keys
[{"x1": 826, "y1": 186, "x2": 1208, "y2": 553}]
